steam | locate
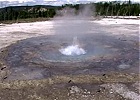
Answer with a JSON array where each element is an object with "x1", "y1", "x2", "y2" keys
[
  {"x1": 59, "y1": 37, "x2": 86, "y2": 56},
  {"x1": 55, "y1": 4, "x2": 95, "y2": 56},
  {"x1": 78, "y1": 4, "x2": 95, "y2": 17},
  {"x1": 55, "y1": 4, "x2": 95, "y2": 19}
]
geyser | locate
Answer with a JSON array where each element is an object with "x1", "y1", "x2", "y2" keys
[{"x1": 59, "y1": 37, "x2": 86, "y2": 56}]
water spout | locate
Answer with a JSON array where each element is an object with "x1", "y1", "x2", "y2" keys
[{"x1": 59, "y1": 37, "x2": 86, "y2": 56}]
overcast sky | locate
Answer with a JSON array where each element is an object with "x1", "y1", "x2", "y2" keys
[{"x1": 0, "y1": 0, "x2": 139, "y2": 8}]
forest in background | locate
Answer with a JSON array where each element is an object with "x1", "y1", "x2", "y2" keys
[{"x1": 0, "y1": 1, "x2": 139, "y2": 22}]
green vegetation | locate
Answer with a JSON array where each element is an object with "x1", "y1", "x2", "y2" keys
[
  {"x1": 95, "y1": 1, "x2": 140, "y2": 16},
  {"x1": 0, "y1": 5, "x2": 58, "y2": 22},
  {"x1": 0, "y1": 1, "x2": 139, "y2": 22}
]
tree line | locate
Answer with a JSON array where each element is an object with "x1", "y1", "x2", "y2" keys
[
  {"x1": 0, "y1": 1, "x2": 139, "y2": 21},
  {"x1": 0, "y1": 5, "x2": 57, "y2": 21},
  {"x1": 95, "y1": 1, "x2": 140, "y2": 16}
]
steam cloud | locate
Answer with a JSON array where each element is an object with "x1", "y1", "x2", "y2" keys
[
  {"x1": 53, "y1": 4, "x2": 95, "y2": 56},
  {"x1": 59, "y1": 37, "x2": 86, "y2": 56},
  {"x1": 55, "y1": 4, "x2": 95, "y2": 19}
]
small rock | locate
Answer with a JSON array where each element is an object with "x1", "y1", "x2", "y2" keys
[
  {"x1": 68, "y1": 80, "x2": 72, "y2": 83},
  {"x1": 1, "y1": 66, "x2": 6, "y2": 70},
  {"x1": 70, "y1": 86, "x2": 81, "y2": 94},
  {"x1": 87, "y1": 91, "x2": 91, "y2": 94},
  {"x1": 118, "y1": 64, "x2": 130, "y2": 69},
  {"x1": 97, "y1": 90, "x2": 101, "y2": 93}
]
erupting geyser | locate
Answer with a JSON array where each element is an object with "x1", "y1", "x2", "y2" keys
[
  {"x1": 59, "y1": 45, "x2": 86, "y2": 56},
  {"x1": 59, "y1": 37, "x2": 86, "y2": 56}
]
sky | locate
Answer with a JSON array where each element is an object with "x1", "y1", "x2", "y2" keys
[{"x1": 0, "y1": 0, "x2": 139, "y2": 8}]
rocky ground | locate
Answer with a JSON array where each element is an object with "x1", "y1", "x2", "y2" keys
[{"x1": 0, "y1": 74, "x2": 139, "y2": 100}]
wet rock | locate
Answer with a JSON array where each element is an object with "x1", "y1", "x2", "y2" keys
[
  {"x1": 1, "y1": 66, "x2": 6, "y2": 70},
  {"x1": 97, "y1": 90, "x2": 101, "y2": 93},
  {"x1": 68, "y1": 80, "x2": 72, "y2": 83}
]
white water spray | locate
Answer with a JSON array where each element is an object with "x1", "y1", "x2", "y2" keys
[{"x1": 59, "y1": 37, "x2": 86, "y2": 56}]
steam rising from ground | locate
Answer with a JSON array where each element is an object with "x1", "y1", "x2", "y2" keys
[
  {"x1": 56, "y1": 4, "x2": 94, "y2": 56},
  {"x1": 55, "y1": 4, "x2": 95, "y2": 19},
  {"x1": 59, "y1": 37, "x2": 86, "y2": 56}
]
